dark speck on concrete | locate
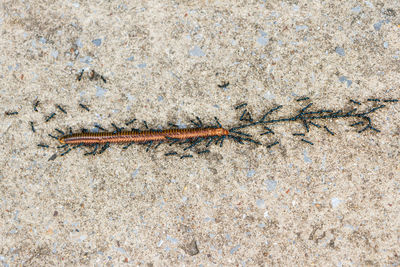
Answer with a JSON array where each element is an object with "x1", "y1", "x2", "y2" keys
[
  {"x1": 351, "y1": 6, "x2": 361, "y2": 14},
  {"x1": 92, "y1": 38, "x2": 102, "y2": 46},
  {"x1": 335, "y1": 47, "x2": 345, "y2": 56},
  {"x1": 339, "y1": 76, "x2": 352, "y2": 87},
  {"x1": 48, "y1": 153, "x2": 57, "y2": 161},
  {"x1": 303, "y1": 150, "x2": 312, "y2": 163},
  {"x1": 181, "y1": 239, "x2": 199, "y2": 256},
  {"x1": 230, "y1": 245, "x2": 240, "y2": 254},
  {"x1": 373, "y1": 21, "x2": 382, "y2": 31},
  {"x1": 80, "y1": 56, "x2": 93, "y2": 64},
  {"x1": 95, "y1": 86, "x2": 107, "y2": 97},
  {"x1": 189, "y1": 46, "x2": 205, "y2": 57},
  {"x1": 383, "y1": 8, "x2": 396, "y2": 17},
  {"x1": 247, "y1": 169, "x2": 255, "y2": 178},
  {"x1": 265, "y1": 179, "x2": 277, "y2": 191},
  {"x1": 257, "y1": 30, "x2": 268, "y2": 46},
  {"x1": 76, "y1": 39, "x2": 83, "y2": 48}
]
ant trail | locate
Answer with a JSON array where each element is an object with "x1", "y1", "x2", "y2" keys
[{"x1": 38, "y1": 97, "x2": 397, "y2": 159}]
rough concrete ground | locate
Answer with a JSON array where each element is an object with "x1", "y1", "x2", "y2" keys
[{"x1": 0, "y1": 0, "x2": 399, "y2": 265}]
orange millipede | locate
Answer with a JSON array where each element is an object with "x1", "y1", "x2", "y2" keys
[
  {"x1": 51, "y1": 116, "x2": 262, "y2": 158},
  {"x1": 59, "y1": 127, "x2": 229, "y2": 145}
]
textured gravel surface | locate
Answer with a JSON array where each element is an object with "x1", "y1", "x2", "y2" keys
[{"x1": 1, "y1": 1, "x2": 399, "y2": 265}]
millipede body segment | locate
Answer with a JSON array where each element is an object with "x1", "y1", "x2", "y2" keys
[{"x1": 59, "y1": 127, "x2": 229, "y2": 145}]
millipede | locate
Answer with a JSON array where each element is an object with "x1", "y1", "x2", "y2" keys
[
  {"x1": 59, "y1": 127, "x2": 230, "y2": 145},
  {"x1": 32, "y1": 97, "x2": 398, "y2": 159}
]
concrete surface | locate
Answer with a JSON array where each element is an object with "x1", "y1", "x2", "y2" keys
[{"x1": 1, "y1": 0, "x2": 399, "y2": 265}]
